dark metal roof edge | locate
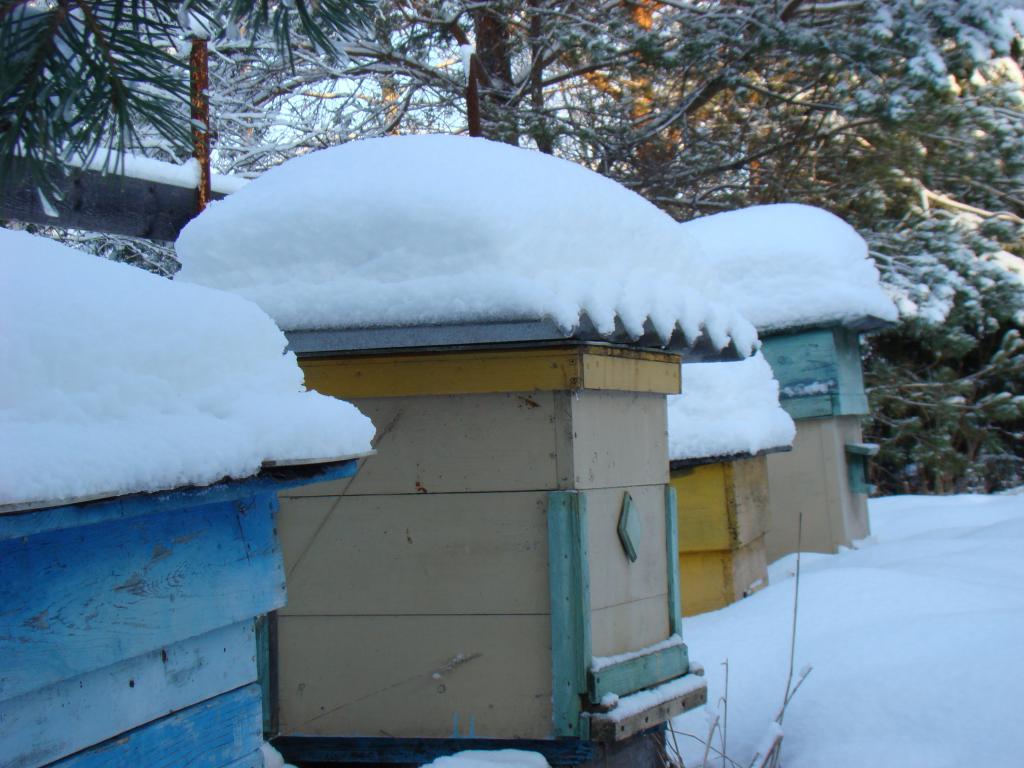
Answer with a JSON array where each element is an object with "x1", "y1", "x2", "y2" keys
[
  {"x1": 759, "y1": 314, "x2": 897, "y2": 338},
  {"x1": 669, "y1": 443, "x2": 792, "y2": 470},
  {"x1": 285, "y1": 315, "x2": 744, "y2": 363}
]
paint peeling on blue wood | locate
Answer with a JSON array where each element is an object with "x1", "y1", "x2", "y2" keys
[
  {"x1": 51, "y1": 683, "x2": 264, "y2": 768},
  {"x1": 0, "y1": 493, "x2": 284, "y2": 702},
  {"x1": 0, "y1": 621, "x2": 257, "y2": 768},
  {"x1": 0, "y1": 459, "x2": 361, "y2": 541}
]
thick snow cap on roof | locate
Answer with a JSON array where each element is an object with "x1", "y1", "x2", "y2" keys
[
  {"x1": 176, "y1": 135, "x2": 757, "y2": 355},
  {"x1": 667, "y1": 353, "x2": 795, "y2": 463},
  {"x1": 681, "y1": 204, "x2": 897, "y2": 332},
  {"x1": 0, "y1": 229, "x2": 375, "y2": 510}
]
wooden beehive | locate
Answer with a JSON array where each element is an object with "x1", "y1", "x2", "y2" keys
[
  {"x1": 0, "y1": 462, "x2": 359, "y2": 768},
  {"x1": 268, "y1": 341, "x2": 708, "y2": 766},
  {"x1": 670, "y1": 455, "x2": 771, "y2": 616},
  {"x1": 760, "y1": 325, "x2": 879, "y2": 560}
]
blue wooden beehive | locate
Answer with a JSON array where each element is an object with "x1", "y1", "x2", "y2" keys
[{"x1": 0, "y1": 461, "x2": 360, "y2": 768}]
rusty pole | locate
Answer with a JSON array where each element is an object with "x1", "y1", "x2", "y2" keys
[{"x1": 189, "y1": 37, "x2": 211, "y2": 213}]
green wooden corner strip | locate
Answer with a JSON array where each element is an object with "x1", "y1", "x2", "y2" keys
[
  {"x1": 588, "y1": 644, "x2": 690, "y2": 703},
  {"x1": 664, "y1": 484, "x2": 682, "y2": 637},
  {"x1": 780, "y1": 394, "x2": 836, "y2": 420},
  {"x1": 547, "y1": 491, "x2": 592, "y2": 738}
]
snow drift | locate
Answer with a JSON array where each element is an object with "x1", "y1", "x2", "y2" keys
[
  {"x1": 668, "y1": 353, "x2": 795, "y2": 462},
  {"x1": 0, "y1": 229, "x2": 374, "y2": 509},
  {"x1": 681, "y1": 203, "x2": 897, "y2": 332},
  {"x1": 175, "y1": 134, "x2": 757, "y2": 355}
]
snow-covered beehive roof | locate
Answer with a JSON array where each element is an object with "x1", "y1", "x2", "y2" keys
[
  {"x1": 0, "y1": 229, "x2": 375, "y2": 512},
  {"x1": 667, "y1": 353, "x2": 795, "y2": 465},
  {"x1": 680, "y1": 204, "x2": 898, "y2": 334},
  {"x1": 175, "y1": 135, "x2": 757, "y2": 357}
]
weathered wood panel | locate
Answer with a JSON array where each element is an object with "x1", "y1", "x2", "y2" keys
[
  {"x1": 1, "y1": 622, "x2": 257, "y2": 768},
  {"x1": 731, "y1": 455, "x2": 770, "y2": 547},
  {"x1": 585, "y1": 484, "x2": 669, "y2": 612},
  {"x1": 277, "y1": 492, "x2": 549, "y2": 616},
  {"x1": 50, "y1": 684, "x2": 263, "y2": 768},
  {"x1": 679, "y1": 540, "x2": 767, "y2": 617},
  {"x1": 590, "y1": 594, "x2": 670, "y2": 659},
  {"x1": 0, "y1": 494, "x2": 285, "y2": 702},
  {"x1": 672, "y1": 463, "x2": 731, "y2": 553},
  {"x1": 570, "y1": 391, "x2": 668, "y2": 490},
  {"x1": 298, "y1": 347, "x2": 679, "y2": 400},
  {"x1": 765, "y1": 416, "x2": 869, "y2": 561},
  {"x1": 280, "y1": 392, "x2": 570, "y2": 497},
  {"x1": 588, "y1": 643, "x2": 689, "y2": 703},
  {"x1": 275, "y1": 615, "x2": 553, "y2": 740}
]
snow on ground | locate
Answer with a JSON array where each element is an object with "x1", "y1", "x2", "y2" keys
[
  {"x1": 176, "y1": 135, "x2": 756, "y2": 355},
  {"x1": 668, "y1": 353, "x2": 794, "y2": 462},
  {"x1": 671, "y1": 492, "x2": 1024, "y2": 768},
  {"x1": 681, "y1": 204, "x2": 898, "y2": 332},
  {"x1": 420, "y1": 750, "x2": 551, "y2": 768},
  {"x1": 0, "y1": 229, "x2": 375, "y2": 509}
]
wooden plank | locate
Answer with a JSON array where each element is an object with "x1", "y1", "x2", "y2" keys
[
  {"x1": 679, "y1": 539, "x2": 768, "y2": 617},
  {"x1": 589, "y1": 679, "x2": 707, "y2": 743},
  {"x1": 761, "y1": 329, "x2": 838, "y2": 397},
  {"x1": 590, "y1": 594, "x2": 670, "y2": 659},
  {"x1": 50, "y1": 684, "x2": 263, "y2": 768},
  {"x1": 547, "y1": 491, "x2": 591, "y2": 739},
  {"x1": 1, "y1": 621, "x2": 257, "y2": 768},
  {"x1": 274, "y1": 614, "x2": 552, "y2": 740},
  {"x1": 277, "y1": 492, "x2": 550, "y2": 616},
  {"x1": 585, "y1": 485, "x2": 668, "y2": 612},
  {"x1": 569, "y1": 390, "x2": 669, "y2": 490},
  {"x1": 298, "y1": 346, "x2": 680, "y2": 399},
  {"x1": 272, "y1": 735, "x2": 596, "y2": 767},
  {"x1": 588, "y1": 644, "x2": 689, "y2": 704},
  {"x1": 778, "y1": 393, "x2": 836, "y2": 420},
  {"x1": 280, "y1": 392, "x2": 567, "y2": 497},
  {"x1": 580, "y1": 349, "x2": 680, "y2": 394},
  {"x1": 730, "y1": 455, "x2": 771, "y2": 547},
  {"x1": 0, "y1": 494, "x2": 285, "y2": 701},
  {"x1": 664, "y1": 484, "x2": 682, "y2": 637},
  {"x1": 672, "y1": 463, "x2": 731, "y2": 552},
  {"x1": 0, "y1": 158, "x2": 220, "y2": 241}
]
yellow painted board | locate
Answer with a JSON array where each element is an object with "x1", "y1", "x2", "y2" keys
[
  {"x1": 299, "y1": 345, "x2": 681, "y2": 398},
  {"x1": 672, "y1": 463, "x2": 732, "y2": 553},
  {"x1": 679, "y1": 539, "x2": 768, "y2": 617}
]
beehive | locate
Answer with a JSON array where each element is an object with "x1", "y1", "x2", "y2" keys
[
  {"x1": 760, "y1": 325, "x2": 879, "y2": 559},
  {"x1": 267, "y1": 337, "x2": 709, "y2": 766}
]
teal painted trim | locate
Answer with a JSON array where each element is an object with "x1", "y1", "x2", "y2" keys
[
  {"x1": 761, "y1": 329, "x2": 837, "y2": 396},
  {"x1": 616, "y1": 492, "x2": 640, "y2": 563},
  {"x1": 588, "y1": 644, "x2": 690, "y2": 704},
  {"x1": 547, "y1": 491, "x2": 591, "y2": 739},
  {"x1": 835, "y1": 328, "x2": 867, "y2": 401},
  {"x1": 834, "y1": 392, "x2": 870, "y2": 416},
  {"x1": 664, "y1": 485, "x2": 682, "y2": 637},
  {"x1": 845, "y1": 448, "x2": 877, "y2": 495},
  {"x1": 779, "y1": 394, "x2": 836, "y2": 420}
]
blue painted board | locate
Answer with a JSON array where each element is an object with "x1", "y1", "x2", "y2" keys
[
  {"x1": 0, "y1": 459, "x2": 361, "y2": 541},
  {"x1": 51, "y1": 683, "x2": 263, "y2": 768},
  {"x1": 1, "y1": 621, "x2": 257, "y2": 768},
  {"x1": 0, "y1": 493, "x2": 285, "y2": 702}
]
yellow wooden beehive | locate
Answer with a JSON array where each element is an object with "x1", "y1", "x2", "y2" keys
[{"x1": 671, "y1": 455, "x2": 771, "y2": 616}]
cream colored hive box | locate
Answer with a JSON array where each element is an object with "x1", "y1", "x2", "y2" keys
[{"x1": 267, "y1": 337, "x2": 708, "y2": 767}]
